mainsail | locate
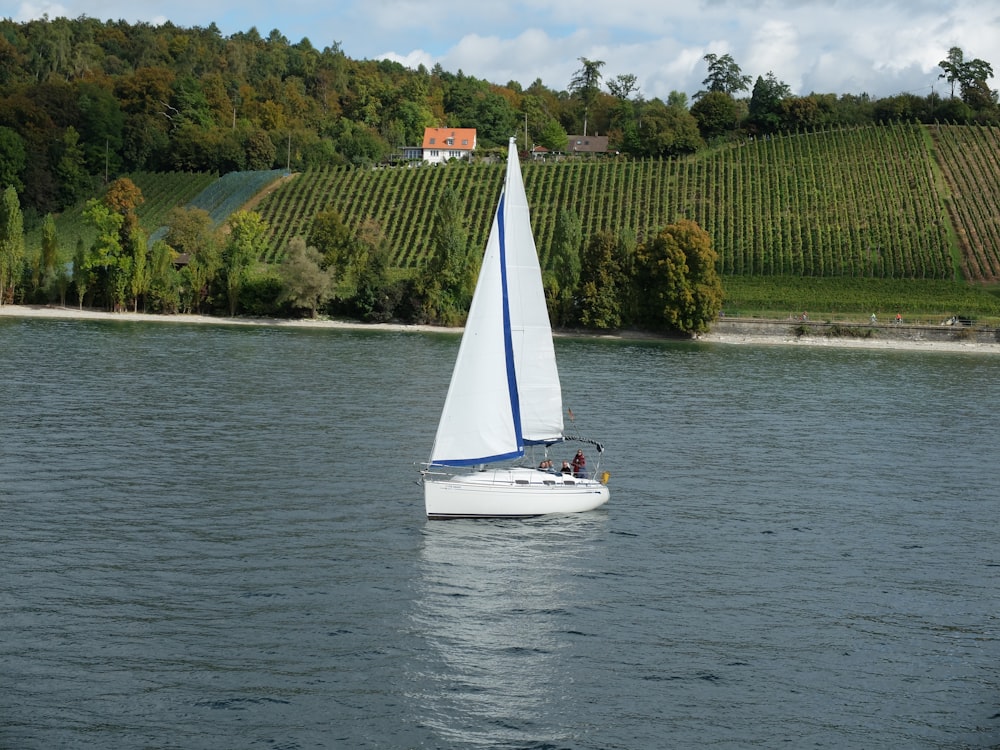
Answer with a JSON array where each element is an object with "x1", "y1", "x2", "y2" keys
[{"x1": 428, "y1": 138, "x2": 564, "y2": 467}]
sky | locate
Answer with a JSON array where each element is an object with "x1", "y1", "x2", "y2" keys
[{"x1": 13, "y1": 0, "x2": 1000, "y2": 101}]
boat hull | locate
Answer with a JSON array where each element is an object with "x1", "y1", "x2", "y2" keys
[{"x1": 424, "y1": 467, "x2": 610, "y2": 519}]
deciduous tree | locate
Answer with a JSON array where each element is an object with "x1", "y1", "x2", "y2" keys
[
  {"x1": 278, "y1": 236, "x2": 335, "y2": 318},
  {"x1": 223, "y1": 210, "x2": 267, "y2": 315},
  {"x1": 636, "y1": 219, "x2": 723, "y2": 334},
  {"x1": 0, "y1": 186, "x2": 25, "y2": 304}
]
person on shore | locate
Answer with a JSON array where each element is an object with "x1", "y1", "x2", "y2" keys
[
  {"x1": 895, "y1": 312, "x2": 902, "y2": 325},
  {"x1": 870, "y1": 313, "x2": 877, "y2": 324}
]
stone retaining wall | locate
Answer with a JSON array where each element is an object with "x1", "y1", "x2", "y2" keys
[{"x1": 714, "y1": 317, "x2": 1000, "y2": 345}]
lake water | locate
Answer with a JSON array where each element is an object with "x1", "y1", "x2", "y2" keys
[{"x1": 2, "y1": 317, "x2": 998, "y2": 749}]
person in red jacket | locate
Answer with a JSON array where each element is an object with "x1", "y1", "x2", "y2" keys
[{"x1": 571, "y1": 449, "x2": 588, "y2": 479}]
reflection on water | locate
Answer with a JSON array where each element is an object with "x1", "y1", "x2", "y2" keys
[{"x1": 411, "y1": 514, "x2": 607, "y2": 748}]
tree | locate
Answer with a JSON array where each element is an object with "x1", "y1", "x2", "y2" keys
[
  {"x1": 278, "y1": 236, "x2": 335, "y2": 317},
  {"x1": 939, "y1": 47, "x2": 964, "y2": 99},
  {"x1": 691, "y1": 91, "x2": 741, "y2": 141},
  {"x1": 569, "y1": 57, "x2": 605, "y2": 136},
  {"x1": 0, "y1": 186, "x2": 25, "y2": 304},
  {"x1": 309, "y1": 208, "x2": 354, "y2": 272},
  {"x1": 537, "y1": 118, "x2": 568, "y2": 151},
  {"x1": 54, "y1": 126, "x2": 91, "y2": 208},
  {"x1": 82, "y1": 198, "x2": 125, "y2": 310},
  {"x1": 72, "y1": 238, "x2": 90, "y2": 309},
  {"x1": 419, "y1": 186, "x2": 473, "y2": 325},
  {"x1": 352, "y1": 219, "x2": 396, "y2": 322},
  {"x1": 577, "y1": 230, "x2": 624, "y2": 329},
  {"x1": 747, "y1": 72, "x2": 792, "y2": 134},
  {"x1": 697, "y1": 53, "x2": 752, "y2": 97},
  {"x1": 223, "y1": 210, "x2": 268, "y2": 315},
  {"x1": 939, "y1": 47, "x2": 996, "y2": 109},
  {"x1": 548, "y1": 207, "x2": 583, "y2": 325},
  {"x1": 635, "y1": 99, "x2": 705, "y2": 156},
  {"x1": 146, "y1": 239, "x2": 182, "y2": 313},
  {"x1": 607, "y1": 73, "x2": 639, "y2": 101},
  {"x1": 636, "y1": 219, "x2": 723, "y2": 334},
  {"x1": 0, "y1": 127, "x2": 26, "y2": 192},
  {"x1": 39, "y1": 213, "x2": 60, "y2": 297},
  {"x1": 165, "y1": 206, "x2": 219, "y2": 313}
]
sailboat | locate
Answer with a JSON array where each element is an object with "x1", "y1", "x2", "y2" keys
[{"x1": 421, "y1": 137, "x2": 610, "y2": 520}]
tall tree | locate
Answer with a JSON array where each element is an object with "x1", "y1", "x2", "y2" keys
[
  {"x1": 72, "y1": 238, "x2": 89, "y2": 309},
  {"x1": 938, "y1": 47, "x2": 995, "y2": 108},
  {"x1": 352, "y1": 218, "x2": 395, "y2": 322},
  {"x1": 420, "y1": 186, "x2": 472, "y2": 325},
  {"x1": 577, "y1": 230, "x2": 624, "y2": 329},
  {"x1": 607, "y1": 73, "x2": 639, "y2": 101},
  {"x1": 0, "y1": 186, "x2": 25, "y2": 305},
  {"x1": 748, "y1": 72, "x2": 792, "y2": 134},
  {"x1": 569, "y1": 57, "x2": 605, "y2": 136},
  {"x1": 548, "y1": 206, "x2": 583, "y2": 326},
  {"x1": 223, "y1": 210, "x2": 268, "y2": 315},
  {"x1": 81, "y1": 198, "x2": 125, "y2": 309},
  {"x1": 690, "y1": 91, "x2": 741, "y2": 140},
  {"x1": 635, "y1": 219, "x2": 722, "y2": 334},
  {"x1": 39, "y1": 212, "x2": 60, "y2": 296},
  {"x1": 278, "y1": 236, "x2": 335, "y2": 318},
  {"x1": 697, "y1": 53, "x2": 752, "y2": 98},
  {"x1": 938, "y1": 47, "x2": 965, "y2": 99}
]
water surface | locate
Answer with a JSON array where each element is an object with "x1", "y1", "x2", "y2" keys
[{"x1": 2, "y1": 318, "x2": 998, "y2": 748}]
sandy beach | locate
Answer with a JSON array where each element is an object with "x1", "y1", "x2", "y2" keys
[{"x1": 1, "y1": 304, "x2": 998, "y2": 354}]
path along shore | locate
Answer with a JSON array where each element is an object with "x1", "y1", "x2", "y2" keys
[{"x1": 1, "y1": 304, "x2": 998, "y2": 354}]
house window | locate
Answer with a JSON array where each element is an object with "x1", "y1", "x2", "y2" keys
[
  {"x1": 446, "y1": 138, "x2": 454, "y2": 146},
  {"x1": 461, "y1": 139, "x2": 468, "y2": 146},
  {"x1": 429, "y1": 138, "x2": 436, "y2": 145}
]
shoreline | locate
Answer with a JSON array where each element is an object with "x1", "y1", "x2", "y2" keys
[{"x1": 2, "y1": 304, "x2": 998, "y2": 354}]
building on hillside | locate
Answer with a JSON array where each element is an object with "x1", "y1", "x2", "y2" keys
[
  {"x1": 566, "y1": 134, "x2": 609, "y2": 155},
  {"x1": 420, "y1": 128, "x2": 477, "y2": 164}
]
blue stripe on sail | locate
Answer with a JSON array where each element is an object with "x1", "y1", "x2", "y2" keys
[
  {"x1": 497, "y1": 191, "x2": 524, "y2": 452},
  {"x1": 430, "y1": 448, "x2": 523, "y2": 468}
]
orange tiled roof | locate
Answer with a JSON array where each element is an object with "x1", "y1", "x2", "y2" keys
[{"x1": 422, "y1": 127, "x2": 477, "y2": 150}]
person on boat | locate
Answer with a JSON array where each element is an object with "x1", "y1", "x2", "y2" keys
[
  {"x1": 538, "y1": 459, "x2": 557, "y2": 473},
  {"x1": 560, "y1": 461, "x2": 573, "y2": 475},
  {"x1": 571, "y1": 450, "x2": 588, "y2": 479}
]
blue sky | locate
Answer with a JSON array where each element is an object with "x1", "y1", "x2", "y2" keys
[{"x1": 14, "y1": 0, "x2": 1000, "y2": 100}]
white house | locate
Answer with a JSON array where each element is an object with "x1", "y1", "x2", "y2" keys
[{"x1": 420, "y1": 127, "x2": 477, "y2": 164}]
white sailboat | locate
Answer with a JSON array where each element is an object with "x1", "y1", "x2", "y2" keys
[{"x1": 421, "y1": 137, "x2": 610, "y2": 520}]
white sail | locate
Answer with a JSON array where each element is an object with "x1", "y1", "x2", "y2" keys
[
  {"x1": 429, "y1": 139, "x2": 563, "y2": 465},
  {"x1": 502, "y1": 139, "x2": 565, "y2": 445},
  {"x1": 428, "y1": 200, "x2": 518, "y2": 465}
]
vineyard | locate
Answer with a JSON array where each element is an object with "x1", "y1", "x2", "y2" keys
[
  {"x1": 253, "y1": 123, "x2": 1000, "y2": 287},
  {"x1": 928, "y1": 124, "x2": 1000, "y2": 281}
]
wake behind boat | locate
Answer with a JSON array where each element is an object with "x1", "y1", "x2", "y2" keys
[{"x1": 421, "y1": 137, "x2": 610, "y2": 519}]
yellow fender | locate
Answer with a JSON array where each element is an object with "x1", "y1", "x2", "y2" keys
[{"x1": 600, "y1": 471, "x2": 610, "y2": 485}]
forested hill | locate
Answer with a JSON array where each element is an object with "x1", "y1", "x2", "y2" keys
[
  {"x1": 251, "y1": 122, "x2": 1000, "y2": 284},
  {"x1": 3, "y1": 16, "x2": 998, "y2": 224}
]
